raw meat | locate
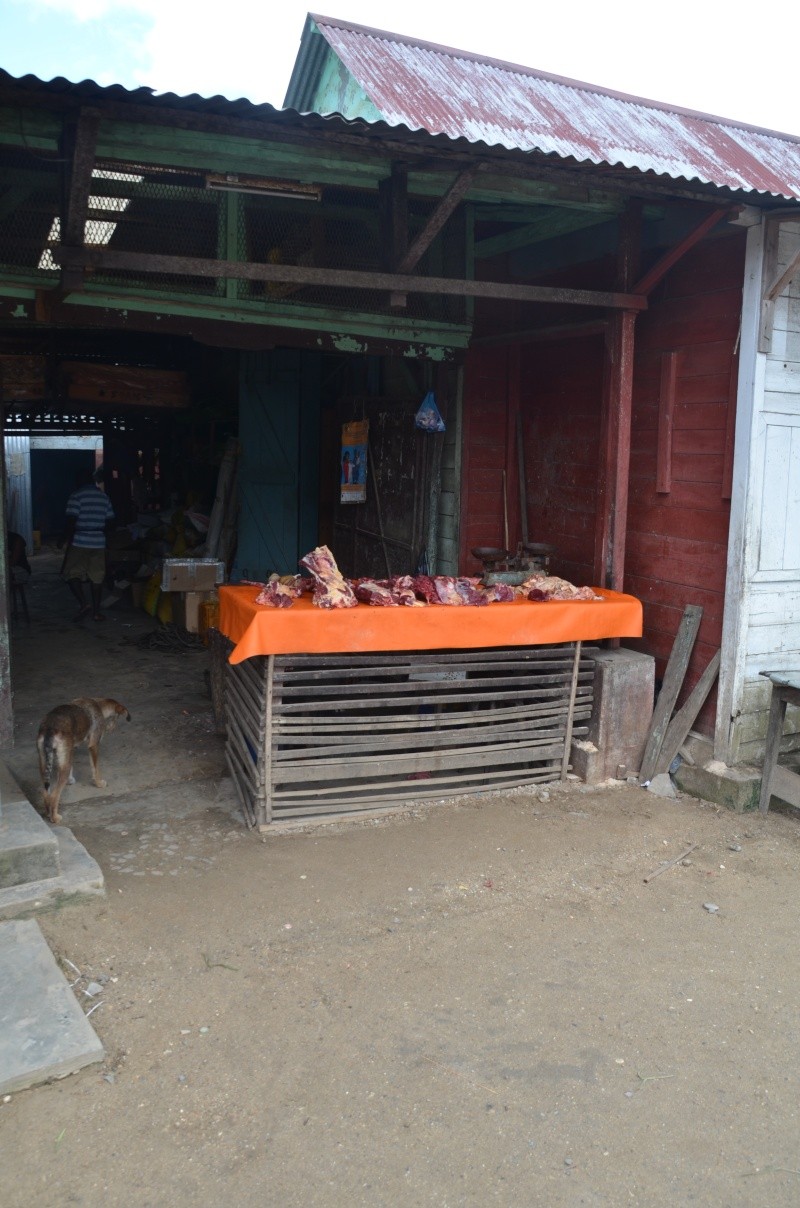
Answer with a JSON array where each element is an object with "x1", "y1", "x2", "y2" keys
[
  {"x1": 254, "y1": 576, "x2": 303, "y2": 608},
  {"x1": 520, "y1": 574, "x2": 603, "y2": 602},
  {"x1": 410, "y1": 575, "x2": 439, "y2": 604},
  {"x1": 389, "y1": 575, "x2": 425, "y2": 607},
  {"x1": 433, "y1": 576, "x2": 488, "y2": 606},
  {"x1": 299, "y1": 545, "x2": 358, "y2": 609},
  {"x1": 354, "y1": 579, "x2": 398, "y2": 606},
  {"x1": 481, "y1": 582, "x2": 516, "y2": 603}
]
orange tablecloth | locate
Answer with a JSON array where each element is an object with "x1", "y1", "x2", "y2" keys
[{"x1": 219, "y1": 585, "x2": 642, "y2": 664}]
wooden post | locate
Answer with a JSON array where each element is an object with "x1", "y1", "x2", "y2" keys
[
  {"x1": 594, "y1": 200, "x2": 641, "y2": 591},
  {"x1": 594, "y1": 310, "x2": 637, "y2": 589},
  {"x1": 259, "y1": 654, "x2": 275, "y2": 831}
]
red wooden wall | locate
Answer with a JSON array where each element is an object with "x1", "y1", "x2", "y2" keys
[
  {"x1": 460, "y1": 229, "x2": 745, "y2": 737},
  {"x1": 625, "y1": 229, "x2": 745, "y2": 733},
  {"x1": 460, "y1": 336, "x2": 604, "y2": 582}
]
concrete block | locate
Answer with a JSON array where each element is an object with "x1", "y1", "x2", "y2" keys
[
  {"x1": 571, "y1": 648, "x2": 655, "y2": 784},
  {"x1": 0, "y1": 799, "x2": 60, "y2": 889},
  {"x1": 0, "y1": 919, "x2": 104, "y2": 1094},
  {"x1": 0, "y1": 764, "x2": 61, "y2": 888},
  {"x1": 674, "y1": 760, "x2": 761, "y2": 812},
  {"x1": 0, "y1": 826, "x2": 104, "y2": 921}
]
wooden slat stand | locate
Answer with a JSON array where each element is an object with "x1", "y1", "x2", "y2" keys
[
  {"x1": 217, "y1": 641, "x2": 595, "y2": 828},
  {"x1": 758, "y1": 673, "x2": 800, "y2": 814}
]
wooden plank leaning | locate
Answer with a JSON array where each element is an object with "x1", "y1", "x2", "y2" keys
[
  {"x1": 654, "y1": 649, "x2": 721, "y2": 776},
  {"x1": 639, "y1": 605, "x2": 703, "y2": 784}
]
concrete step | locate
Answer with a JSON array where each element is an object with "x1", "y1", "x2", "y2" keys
[
  {"x1": 0, "y1": 765, "x2": 60, "y2": 888},
  {"x1": 0, "y1": 824, "x2": 104, "y2": 921},
  {"x1": 0, "y1": 918, "x2": 104, "y2": 1094},
  {"x1": 0, "y1": 800, "x2": 60, "y2": 889}
]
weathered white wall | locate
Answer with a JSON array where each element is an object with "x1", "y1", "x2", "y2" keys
[{"x1": 717, "y1": 218, "x2": 800, "y2": 764}]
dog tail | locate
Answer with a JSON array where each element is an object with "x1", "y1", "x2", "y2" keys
[{"x1": 39, "y1": 734, "x2": 56, "y2": 791}]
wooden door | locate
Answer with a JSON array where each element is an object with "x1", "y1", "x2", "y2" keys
[{"x1": 235, "y1": 349, "x2": 321, "y2": 579}]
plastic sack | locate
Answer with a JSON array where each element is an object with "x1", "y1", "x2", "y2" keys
[
  {"x1": 414, "y1": 391, "x2": 446, "y2": 432},
  {"x1": 142, "y1": 571, "x2": 162, "y2": 617}
]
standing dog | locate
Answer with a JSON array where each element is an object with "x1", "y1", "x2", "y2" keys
[{"x1": 37, "y1": 697, "x2": 131, "y2": 823}]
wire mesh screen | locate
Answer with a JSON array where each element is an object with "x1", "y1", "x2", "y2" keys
[
  {"x1": 0, "y1": 152, "x2": 467, "y2": 324},
  {"x1": 0, "y1": 149, "x2": 61, "y2": 275}
]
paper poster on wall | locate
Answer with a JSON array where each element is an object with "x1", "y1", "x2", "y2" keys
[{"x1": 340, "y1": 420, "x2": 368, "y2": 504}]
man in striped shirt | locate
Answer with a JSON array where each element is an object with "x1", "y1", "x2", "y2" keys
[{"x1": 62, "y1": 467, "x2": 115, "y2": 621}]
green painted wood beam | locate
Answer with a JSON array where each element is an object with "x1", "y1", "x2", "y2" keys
[
  {"x1": 58, "y1": 284, "x2": 473, "y2": 348},
  {"x1": 0, "y1": 106, "x2": 60, "y2": 152},
  {"x1": 475, "y1": 208, "x2": 617, "y2": 259}
]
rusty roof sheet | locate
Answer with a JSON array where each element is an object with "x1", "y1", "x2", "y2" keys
[{"x1": 301, "y1": 14, "x2": 800, "y2": 201}]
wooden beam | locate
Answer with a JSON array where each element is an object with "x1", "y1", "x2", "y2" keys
[
  {"x1": 53, "y1": 246, "x2": 649, "y2": 311},
  {"x1": 61, "y1": 107, "x2": 100, "y2": 295},
  {"x1": 633, "y1": 206, "x2": 731, "y2": 295},
  {"x1": 638, "y1": 604, "x2": 703, "y2": 784},
  {"x1": 475, "y1": 208, "x2": 614, "y2": 259},
  {"x1": 396, "y1": 164, "x2": 484, "y2": 273},
  {"x1": 721, "y1": 351, "x2": 738, "y2": 500},
  {"x1": 383, "y1": 161, "x2": 408, "y2": 308},
  {"x1": 62, "y1": 108, "x2": 101, "y2": 247},
  {"x1": 472, "y1": 319, "x2": 607, "y2": 348},
  {"x1": 654, "y1": 649, "x2": 721, "y2": 776},
  {"x1": 656, "y1": 350, "x2": 678, "y2": 494},
  {"x1": 608, "y1": 310, "x2": 637, "y2": 591},
  {"x1": 765, "y1": 245, "x2": 800, "y2": 301},
  {"x1": 758, "y1": 213, "x2": 782, "y2": 353}
]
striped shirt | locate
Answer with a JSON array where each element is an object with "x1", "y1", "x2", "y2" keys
[{"x1": 66, "y1": 484, "x2": 115, "y2": 549}]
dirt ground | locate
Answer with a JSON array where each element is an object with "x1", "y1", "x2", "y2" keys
[{"x1": 2, "y1": 553, "x2": 800, "y2": 1207}]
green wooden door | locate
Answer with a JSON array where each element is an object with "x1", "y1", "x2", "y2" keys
[{"x1": 235, "y1": 349, "x2": 321, "y2": 580}]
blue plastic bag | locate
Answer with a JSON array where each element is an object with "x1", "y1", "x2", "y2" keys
[{"x1": 414, "y1": 391, "x2": 446, "y2": 433}]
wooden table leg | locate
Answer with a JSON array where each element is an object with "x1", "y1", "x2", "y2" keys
[
  {"x1": 258, "y1": 654, "x2": 274, "y2": 831},
  {"x1": 759, "y1": 686, "x2": 787, "y2": 814},
  {"x1": 561, "y1": 641, "x2": 582, "y2": 781}
]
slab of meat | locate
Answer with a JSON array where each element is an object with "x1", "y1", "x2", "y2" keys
[
  {"x1": 521, "y1": 574, "x2": 603, "y2": 602},
  {"x1": 480, "y1": 582, "x2": 516, "y2": 603},
  {"x1": 299, "y1": 545, "x2": 358, "y2": 609},
  {"x1": 389, "y1": 575, "x2": 425, "y2": 607},
  {"x1": 353, "y1": 579, "x2": 398, "y2": 606},
  {"x1": 433, "y1": 576, "x2": 489, "y2": 606},
  {"x1": 255, "y1": 577, "x2": 301, "y2": 608},
  {"x1": 410, "y1": 575, "x2": 439, "y2": 603}
]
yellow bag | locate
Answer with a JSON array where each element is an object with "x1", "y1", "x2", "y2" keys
[
  {"x1": 142, "y1": 572, "x2": 161, "y2": 616},
  {"x1": 157, "y1": 592, "x2": 173, "y2": 624}
]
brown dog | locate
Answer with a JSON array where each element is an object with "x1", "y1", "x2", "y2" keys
[{"x1": 36, "y1": 697, "x2": 131, "y2": 823}]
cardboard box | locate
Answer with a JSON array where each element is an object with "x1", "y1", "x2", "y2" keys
[
  {"x1": 161, "y1": 558, "x2": 224, "y2": 593},
  {"x1": 171, "y1": 590, "x2": 212, "y2": 634}
]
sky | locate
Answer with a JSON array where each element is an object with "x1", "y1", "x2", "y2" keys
[{"x1": 2, "y1": 0, "x2": 800, "y2": 137}]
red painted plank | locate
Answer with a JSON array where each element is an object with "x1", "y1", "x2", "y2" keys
[
  {"x1": 627, "y1": 501, "x2": 730, "y2": 545},
  {"x1": 722, "y1": 354, "x2": 738, "y2": 501},
  {"x1": 657, "y1": 351, "x2": 678, "y2": 493},
  {"x1": 630, "y1": 473, "x2": 731, "y2": 507},
  {"x1": 679, "y1": 341, "x2": 738, "y2": 377},
  {"x1": 671, "y1": 429, "x2": 726, "y2": 456}
]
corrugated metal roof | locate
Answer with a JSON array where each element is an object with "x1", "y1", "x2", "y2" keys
[
  {"x1": 299, "y1": 14, "x2": 800, "y2": 201},
  {"x1": 0, "y1": 67, "x2": 504, "y2": 154}
]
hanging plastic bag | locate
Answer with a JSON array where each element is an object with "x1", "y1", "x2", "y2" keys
[{"x1": 414, "y1": 391, "x2": 446, "y2": 432}]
